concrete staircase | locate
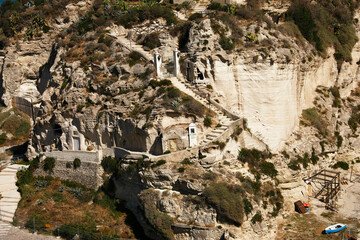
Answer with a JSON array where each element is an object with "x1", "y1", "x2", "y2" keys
[
  {"x1": 0, "y1": 164, "x2": 26, "y2": 239},
  {"x1": 170, "y1": 77, "x2": 234, "y2": 145}
]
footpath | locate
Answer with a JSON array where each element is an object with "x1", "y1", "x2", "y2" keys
[{"x1": 0, "y1": 164, "x2": 56, "y2": 240}]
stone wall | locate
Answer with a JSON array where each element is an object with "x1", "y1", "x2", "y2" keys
[
  {"x1": 36, "y1": 150, "x2": 104, "y2": 189},
  {"x1": 34, "y1": 159, "x2": 103, "y2": 189},
  {"x1": 41, "y1": 150, "x2": 101, "y2": 163}
]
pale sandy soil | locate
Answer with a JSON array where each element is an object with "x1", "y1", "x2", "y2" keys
[
  {"x1": 6, "y1": 227, "x2": 59, "y2": 240},
  {"x1": 337, "y1": 181, "x2": 360, "y2": 219}
]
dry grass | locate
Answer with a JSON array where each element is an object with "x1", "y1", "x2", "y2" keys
[
  {"x1": 276, "y1": 213, "x2": 359, "y2": 240},
  {"x1": 15, "y1": 179, "x2": 135, "y2": 239},
  {"x1": 0, "y1": 108, "x2": 31, "y2": 146}
]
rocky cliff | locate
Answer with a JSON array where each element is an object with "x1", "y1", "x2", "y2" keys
[{"x1": 1, "y1": 0, "x2": 360, "y2": 239}]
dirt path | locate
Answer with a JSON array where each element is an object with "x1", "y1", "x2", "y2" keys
[{"x1": 5, "y1": 226, "x2": 58, "y2": 240}]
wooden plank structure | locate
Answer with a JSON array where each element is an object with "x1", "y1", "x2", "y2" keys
[
  {"x1": 294, "y1": 200, "x2": 307, "y2": 213},
  {"x1": 304, "y1": 169, "x2": 341, "y2": 204}
]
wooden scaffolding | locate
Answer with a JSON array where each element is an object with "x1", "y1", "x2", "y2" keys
[{"x1": 304, "y1": 169, "x2": 341, "y2": 205}]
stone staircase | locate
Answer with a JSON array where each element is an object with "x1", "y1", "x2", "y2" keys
[
  {"x1": 111, "y1": 30, "x2": 239, "y2": 148},
  {"x1": 0, "y1": 221, "x2": 11, "y2": 239},
  {"x1": 192, "y1": 0, "x2": 211, "y2": 14},
  {"x1": 170, "y1": 77, "x2": 234, "y2": 145},
  {"x1": 108, "y1": 34, "x2": 153, "y2": 62}
]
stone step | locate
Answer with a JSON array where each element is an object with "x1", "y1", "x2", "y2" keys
[
  {"x1": 213, "y1": 129, "x2": 225, "y2": 133},
  {"x1": 206, "y1": 136, "x2": 216, "y2": 141},
  {"x1": 208, "y1": 133, "x2": 221, "y2": 138}
]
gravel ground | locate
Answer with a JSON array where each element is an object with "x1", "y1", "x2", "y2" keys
[{"x1": 5, "y1": 226, "x2": 60, "y2": 240}]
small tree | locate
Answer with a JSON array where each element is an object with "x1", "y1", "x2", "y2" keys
[
  {"x1": 101, "y1": 156, "x2": 117, "y2": 174},
  {"x1": 204, "y1": 117, "x2": 212, "y2": 127},
  {"x1": 43, "y1": 157, "x2": 55, "y2": 173},
  {"x1": 73, "y1": 158, "x2": 81, "y2": 170}
]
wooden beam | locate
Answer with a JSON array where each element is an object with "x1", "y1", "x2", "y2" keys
[{"x1": 323, "y1": 169, "x2": 339, "y2": 175}]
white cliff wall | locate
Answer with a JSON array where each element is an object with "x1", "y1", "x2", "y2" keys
[{"x1": 211, "y1": 48, "x2": 352, "y2": 151}]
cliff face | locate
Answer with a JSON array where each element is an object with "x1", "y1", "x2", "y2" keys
[{"x1": 184, "y1": 15, "x2": 360, "y2": 151}]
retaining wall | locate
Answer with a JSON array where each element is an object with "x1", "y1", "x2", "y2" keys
[
  {"x1": 41, "y1": 150, "x2": 101, "y2": 163},
  {"x1": 34, "y1": 160, "x2": 103, "y2": 189}
]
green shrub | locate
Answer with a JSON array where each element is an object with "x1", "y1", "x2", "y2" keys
[
  {"x1": 115, "y1": 4, "x2": 177, "y2": 28},
  {"x1": 188, "y1": 12, "x2": 203, "y2": 21},
  {"x1": 288, "y1": 159, "x2": 300, "y2": 171},
  {"x1": 310, "y1": 147, "x2": 319, "y2": 164},
  {"x1": 73, "y1": 158, "x2": 81, "y2": 170},
  {"x1": 127, "y1": 51, "x2": 142, "y2": 67},
  {"x1": 181, "y1": 158, "x2": 193, "y2": 165},
  {"x1": 332, "y1": 161, "x2": 349, "y2": 170},
  {"x1": 237, "y1": 148, "x2": 270, "y2": 168},
  {"x1": 203, "y1": 182, "x2": 244, "y2": 225},
  {"x1": 151, "y1": 159, "x2": 166, "y2": 168},
  {"x1": 243, "y1": 198, "x2": 253, "y2": 216},
  {"x1": 335, "y1": 131, "x2": 343, "y2": 148},
  {"x1": 43, "y1": 157, "x2": 55, "y2": 173},
  {"x1": 178, "y1": 167, "x2": 186, "y2": 173},
  {"x1": 208, "y1": 2, "x2": 225, "y2": 11},
  {"x1": 286, "y1": 0, "x2": 358, "y2": 68},
  {"x1": 66, "y1": 162, "x2": 71, "y2": 168},
  {"x1": 219, "y1": 35, "x2": 234, "y2": 51},
  {"x1": 101, "y1": 156, "x2": 117, "y2": 174},
  {"x1": 251, "y1": 211, "x2": 262, "y2": 224},
  {"x1": 204, "y1": 117, "x2": 212, "y2": 127},
  {"x1": 30, "y1": 156, "x2": 40, "y2": 170},
  {"x1": 0, "y1": 132, "x2": 6, "y2": 145},
  {"x1": 25, "y1": 215, "x2": 46, "y2": 233},
  {"x1": 16, "y1": 169, "x2": 34, "y2": 187},
  {"x1": 142, "y1": 32, "x2": 161, "y2": 49},
  {"x1": 302, "y1": 108, "x2": 327, "y2": 136},
  {"x1": 259, "y1": 161, "x2": 277, "y2": 178},
  {"x1": 77, "y1": 12, "x2": 97, "y2": 35},
  {"x1": 166, "y1": 87, "x2": 181, "y2": 99},
  {"x1": 213, "y1": 140, "x2": 226, "y2": 150}
]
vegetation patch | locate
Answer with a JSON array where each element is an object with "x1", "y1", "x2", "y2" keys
[
  {"x1": 141, "y1": 32, "x2": 161, "y2": 50},
  {"x1": 286, "y1": 0, "x2": 358, "y2": 69},
  {"x1": 0, "y1": 108, "x2": 31, "y2": 146},
  {"x1": 151, "y1": 159, "x2": 166, "y2": 169},
  {"x1": 101, "y1": 156, "x2": 118, "y2": 174},
  {"x1": 43, "y1": 157, "x2": 55, "y2": 173},
  {"x1": 332, "y1": 161, "x2": 349, "y2": 170},
  {"x1": 301, "y1": 108, "x2": 328, "y2": 136},
  {"x1": 140, "y1": 189, "x2": 174, "y2": 239},
  {"x1": 15, "y1": 160, "x2": 135, "y2": 239},
  {"x1": 203, "y1": 182, "x2": 244, "y2": 225},
  {"x1": 73, "y1": 158, "x2": 81, "y2": 170}
]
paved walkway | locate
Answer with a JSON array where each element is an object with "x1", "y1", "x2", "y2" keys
[{"x1": 0, "y1": 164, "x2": 26, "y2": 239}]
